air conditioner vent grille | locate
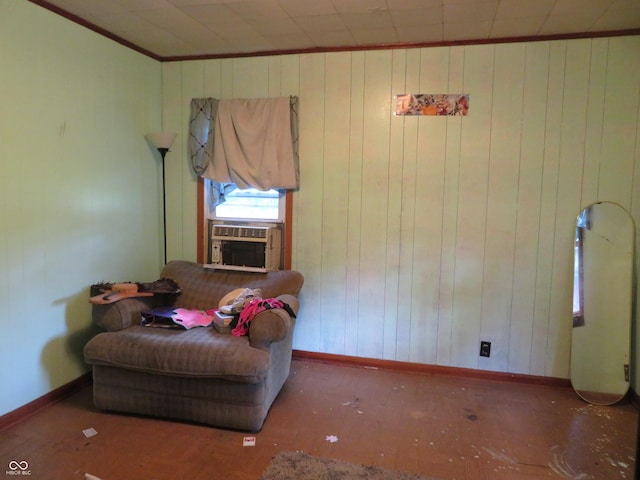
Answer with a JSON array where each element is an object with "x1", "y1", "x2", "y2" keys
[{"x1": 213, "y1": 225, "x2": 268, "y2": 239}]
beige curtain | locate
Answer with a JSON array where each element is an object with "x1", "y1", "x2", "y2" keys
[{"x1": 188, "y1": 96, "x2": 299, "y2": 206}]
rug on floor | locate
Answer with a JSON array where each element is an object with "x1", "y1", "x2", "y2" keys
[{"x1": 260, "y1": 451, "x2": 443, "y2": 480}]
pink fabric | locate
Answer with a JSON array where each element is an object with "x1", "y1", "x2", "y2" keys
[
  {"x1": 171, "y1": 308, "x2": 214, "y2": 329},
  {"x1": 232, "y1": 298, "x2": 284, "y2": 336}
]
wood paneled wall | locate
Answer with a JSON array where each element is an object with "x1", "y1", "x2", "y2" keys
[{"x1": 162, "y1": 35, "x2": 640, "y2": 380}]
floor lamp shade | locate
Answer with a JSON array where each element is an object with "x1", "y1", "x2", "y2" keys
[{"x1": 145, "y1": 132, "x2": 177, "y2": 151}]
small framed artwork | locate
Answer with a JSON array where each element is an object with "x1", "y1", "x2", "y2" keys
[{"x1": 395, "y1": 94, "x2": 469, "y2": 116}]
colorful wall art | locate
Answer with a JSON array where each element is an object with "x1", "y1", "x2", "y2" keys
[{"x1": 395, "y1": 94, "x2": 469, "y2": 116}]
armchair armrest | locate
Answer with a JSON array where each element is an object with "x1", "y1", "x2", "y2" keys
[
  {"x1": 248, "y1": 294, "x2": 299, "y2": 350},
  {"x1": 92, "y1": 297, "x2": 157, "y2": 331}
]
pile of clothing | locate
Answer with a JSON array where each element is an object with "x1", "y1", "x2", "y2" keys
[{"x1": 142, "y1": 287, "x2": 295, "y2": 336}]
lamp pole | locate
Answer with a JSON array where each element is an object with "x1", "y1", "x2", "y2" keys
[
  {"x1": 158, "y1": 147, "x2": 169, "y2": 266},
  {"x1": 145, "y1": 132, "x2": 176, "y2": 266}
]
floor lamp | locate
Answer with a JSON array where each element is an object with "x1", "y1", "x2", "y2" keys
[{"x1": 145, "y1": 132, "x2": 177, "y2": 265}]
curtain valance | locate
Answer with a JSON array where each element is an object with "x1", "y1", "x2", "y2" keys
[{"x1": 189, "y1": 96, "x2": 299, "y2": 206}]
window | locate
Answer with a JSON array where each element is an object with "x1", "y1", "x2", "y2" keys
[
  {"x1": 215, "y1": 188, "x2": 280, "y2": 220},
  {"x1": 197, "y1": 179, "x2": 292, "y2": 268},
  {"x1": 206, "y1": 182, "x2": 285, "y2": 222}
]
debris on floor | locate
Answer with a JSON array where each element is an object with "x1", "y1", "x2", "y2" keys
[{"x1": 341, "y1": 395, "x2": 363, "y2": 414}]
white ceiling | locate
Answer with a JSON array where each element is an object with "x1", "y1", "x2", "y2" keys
[{"x1": 35, "y1": 0, "x2": 640, "y2": 60}]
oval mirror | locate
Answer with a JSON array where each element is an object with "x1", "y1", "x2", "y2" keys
[{"x1": 571, "y1": 201, "x2": 634, "y2": 405}]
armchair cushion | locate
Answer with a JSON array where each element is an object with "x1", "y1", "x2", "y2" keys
[
  {"x1": 161, "y1": 261, "x2": 304, "y2": 311},
  {"x1": 84, "y1": 326, "x2": 269, "y2": 383}
]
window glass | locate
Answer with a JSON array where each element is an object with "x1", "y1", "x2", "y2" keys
[{"x1": 214, "y1": 188, "x2": 281, "y2": 220}]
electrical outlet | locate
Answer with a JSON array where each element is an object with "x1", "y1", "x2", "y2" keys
[{"x1": 480, "y1": 341, "x2": 491, "y2": 357}]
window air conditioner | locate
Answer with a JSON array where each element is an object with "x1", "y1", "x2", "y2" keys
[{"x1": 206, "y1": 224, "x2": 281, "y2": 273}]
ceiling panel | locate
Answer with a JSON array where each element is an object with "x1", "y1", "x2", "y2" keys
[{"x1": 32, "y1": 0, "x2": 640, "y2": 59}]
